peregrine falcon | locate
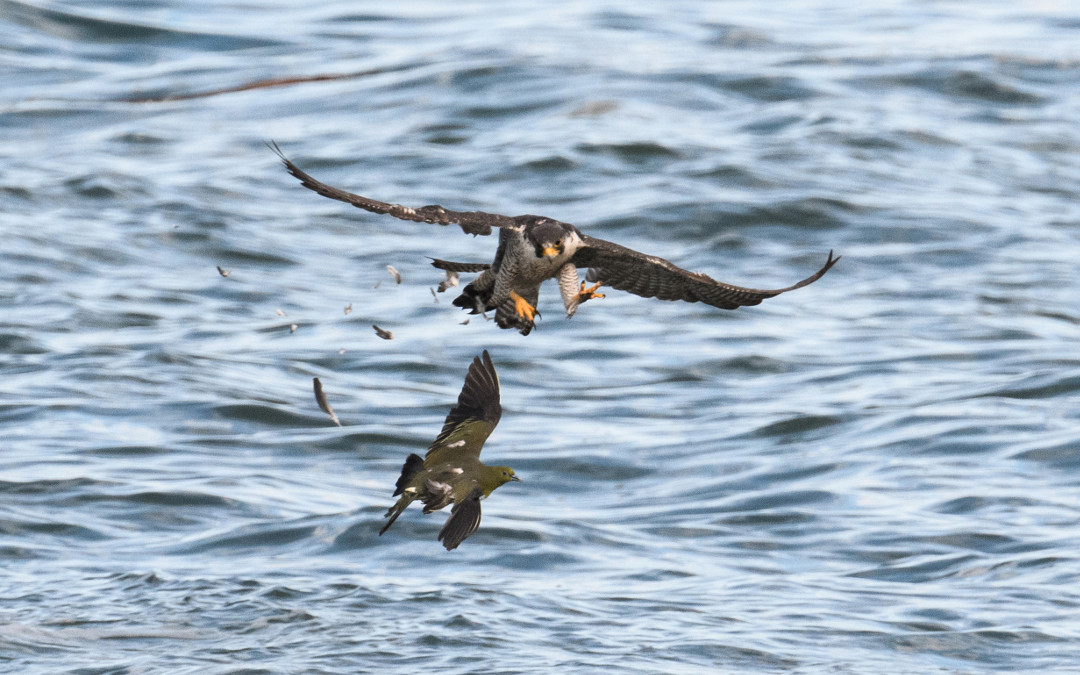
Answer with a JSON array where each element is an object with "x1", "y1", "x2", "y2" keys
[
  {"x1": 271, "y1": 144, "x2": 839, "y2": 335},
  {"x1": 380, "y1": 350, "x2": 519, "y2": 551}
]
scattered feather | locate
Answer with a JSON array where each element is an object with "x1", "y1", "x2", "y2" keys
[
  {"x1": 430, "y1": 287, "x2": 438, "y2": 302},
  {"x1": 275, "y1": 308, "x2": 285, "y2": 317},
  {"x1": 313, "y1": 377, "x2": 342, "y2": 426},
  {"x1": 386, "y1": 265, "x2": 402, "y2": 284},
  {"x1": 216, "y1": 266, "x2": 230, "y2": 277},
  {"x1": 290, "y1": 323, "x2": 298, "y2": 333},
  {"x1": 373, "y1": 325, "x2": 394, "y2": 340},
  {"x1": 437, "y1": 270, "x2": 460, "y2": 293},
  {"x1": 460, "y1": 318, "x2": 470, "y2": 325},
  {"x1": 569, "y1": 100, "x2": 619, "y2": 117},
  {"x1": 338, "y1": 348, "x2": 346, "y2": 355},
  {"x1": 344, "y1": 303, "x2": 353, "y2": 315}
]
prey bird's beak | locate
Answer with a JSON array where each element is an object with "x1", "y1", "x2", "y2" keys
[
  {"x1": 510, "y1": 475, "x2": 522, "y2": 482},
  {"x1": 541, "y1": 246, "x2": 560, "y2": 257}
]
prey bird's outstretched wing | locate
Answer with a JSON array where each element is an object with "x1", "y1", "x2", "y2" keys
[
  {"x1": 269, "y1": 142, "x2": 519, "y2": 236},
  {"x1": 426, "y1": 350, "x2": 502, "y2": 462},
  {"x1": 572, "y1": 236, "x2": 839, "y2": 309},
  {"x1": 438, "y1": 486, "x2": 483, "y2": 551}
]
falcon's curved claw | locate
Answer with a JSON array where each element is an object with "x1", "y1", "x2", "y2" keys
[
  {"x1": 509, "y1": 291, "x2": 540, "y2": 322},
  {"x1": 575, "y1": 281, "x2": 605, "y2": 304}
]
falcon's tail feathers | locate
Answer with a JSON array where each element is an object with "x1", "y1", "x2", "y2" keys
[{"x1": 430, "y1": 259, "x2": 491, "y2": 273}]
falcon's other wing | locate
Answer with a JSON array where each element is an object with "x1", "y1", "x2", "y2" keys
[
  {"x1": 571, "y1": 236, "x2": 838, "y2": 310},
  {"x1": 270, "y1": 142, "x2": 518, "y2": 236}
]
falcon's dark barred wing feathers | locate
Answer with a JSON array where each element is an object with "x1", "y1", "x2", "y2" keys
[
  {"x1": 269, "y1": 142, "x2": 518, "y2": 236},
  {"x1": 572, "y1": 235, "x2": 839, "y2": 310},
  {"x1": 430, "y1": 259, "x2": 492, "y2": 273},
  {"x1": 426, "y1": 350, "x2": 502, "y2": 461},
  {"x1": 438, "y1": 486, "x2": 484, "y2": 551}
]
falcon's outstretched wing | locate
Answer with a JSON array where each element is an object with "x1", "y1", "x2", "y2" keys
[
  {"x1": 426, "y1": 351, "x2": 502, "y2": 462},
  {"x1": 269, "y1": 142, "x2": 519, "y2": 236},
  {"x1": 572, "y1": 236, "x2": 839, "y2": 309}
]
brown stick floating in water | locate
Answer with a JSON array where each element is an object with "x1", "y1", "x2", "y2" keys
[{"x1": 124, "y1": 64, "x2": 416, "y2": 103}]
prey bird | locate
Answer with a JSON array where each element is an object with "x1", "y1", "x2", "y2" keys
[
  {"x1": 272, "y1": 143, "x2": 839, "y2": 335},
  {"x1": 380, "y1": 350, "x2": 518, "y2": 550}
]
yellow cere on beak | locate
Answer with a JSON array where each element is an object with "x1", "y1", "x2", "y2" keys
[{"x1": 542, "y1": 246, "x2": 560, "y2": 257}]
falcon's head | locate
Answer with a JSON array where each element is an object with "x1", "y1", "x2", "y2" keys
[{"x1": 524, "y1": 218, "x2": 581, "y2": 259}]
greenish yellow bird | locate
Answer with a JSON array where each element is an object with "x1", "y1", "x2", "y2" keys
[{"x1": 380, "y1": 350, "x2": 519, "y2": 550}]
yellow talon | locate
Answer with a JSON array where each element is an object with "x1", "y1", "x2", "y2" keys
[
  {"x1": 576, "y1": 281, "x2": 605, "y2": 303},
  {"x1": 509, "y1": 291, "x2": 538, "y2": 321}
]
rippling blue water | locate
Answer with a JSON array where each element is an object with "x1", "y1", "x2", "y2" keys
[{"x1": 4, "y1": 1, "x2": 1080, "y2": 672}]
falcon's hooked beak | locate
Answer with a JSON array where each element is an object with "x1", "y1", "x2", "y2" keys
[{"x1": 541, "y1": 245, "x2": 561, "y2": 258}]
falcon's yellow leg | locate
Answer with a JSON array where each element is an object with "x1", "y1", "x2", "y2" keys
[
  {"x1": 509, "y1": 291, "x2": 538, "y2": 321},
  {"x1": 575, "y1": 281, "x2": 605, "y2": 304}
]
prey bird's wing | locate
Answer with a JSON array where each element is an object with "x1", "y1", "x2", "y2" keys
[
  {"x1": 270, "y1": 142, "x2": 520, "y2": 236},
  {"x1": 438, "y1": 486, "x2": 483, "y2": 551},
  {"x1": 572, "y1": 235, "x2": 839, "y2": 309},
  {"x1": 426, "y1": 350, "x2": 502, "y2": 462}
]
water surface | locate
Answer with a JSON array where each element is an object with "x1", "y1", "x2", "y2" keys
[{"x1": 3, "y1": 1, "x2": 1080, "y2": 672}]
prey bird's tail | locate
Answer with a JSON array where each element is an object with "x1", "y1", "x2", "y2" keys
[
  {"x1": 393, "y1": 453, "x2": 425, "y2": 496},
  {"x1": 380, "y1": 453, "x2": 425, "y2": 536},
  {"x1": 380, "y1": 495, "x2": 414, "y2": 536}
]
